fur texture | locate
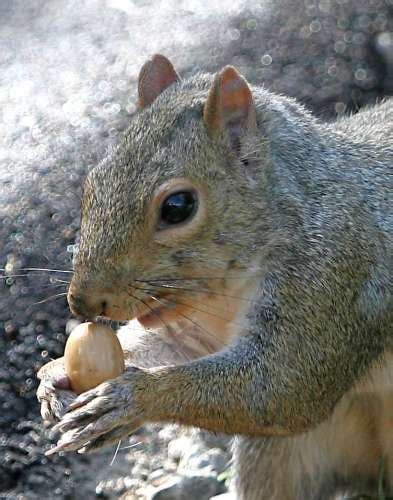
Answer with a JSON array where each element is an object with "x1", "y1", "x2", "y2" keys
[{"x1": 38, "y1": 64, "x2": 393, "y2": 498}]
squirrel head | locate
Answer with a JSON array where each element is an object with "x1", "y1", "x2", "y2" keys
[{"x1": 68, "y1": 55, "x2": 268, "y2": 333}]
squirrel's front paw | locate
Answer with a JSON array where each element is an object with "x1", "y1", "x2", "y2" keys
[
  {"x1": 37, "y1": 357, "x2": 77, "y2": 422},
  {"x1": 46, "y1": 367, "x2": 145, "y2": 455}
]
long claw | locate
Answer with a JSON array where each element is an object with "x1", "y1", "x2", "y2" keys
[
  {"x1": 67, "y1": 390, "x2": 96, "y2": 411},
  {"x1": 45, "y1": 440, "x2": 74, "y2": 456}
]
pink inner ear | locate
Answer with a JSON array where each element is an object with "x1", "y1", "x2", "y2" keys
[
  {"x1": 204, "y1": 66, "x2": 256, "y2": 141},
  {"x1": 220, "y1": 67, "x2": 253, "y2": 122},
  {"x1": 138, "y1": 54, "x2": 179, "y2": 109}
]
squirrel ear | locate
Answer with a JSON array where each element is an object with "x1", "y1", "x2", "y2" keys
[
  {"x1": 138, "y1": 54, "x2": 180, "y2": 109},
  {"x1": 203, "y1": 66, "x2": 257, "y2": 154}
]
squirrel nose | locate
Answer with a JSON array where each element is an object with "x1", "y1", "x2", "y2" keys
[{"x1": 67, "y1": 291, "x2": 107, "y2": 319}]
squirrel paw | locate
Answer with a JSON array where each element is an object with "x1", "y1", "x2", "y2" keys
[
  {"x1": 46, "y1": 367, "x2": 144, "y2": 455},
  {"x1": 36, "y1": 357, "x2": 77, "y2": 423}
]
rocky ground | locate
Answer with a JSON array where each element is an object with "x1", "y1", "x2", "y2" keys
[{"x1": 1, "y1": 0, "x2": 393, "y2": 498}]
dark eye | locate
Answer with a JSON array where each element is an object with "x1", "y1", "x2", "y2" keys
[{"x1": 160, "y1": 191, "x2": 197, "y2": 227}]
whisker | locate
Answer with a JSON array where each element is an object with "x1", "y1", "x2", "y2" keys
[
  {"x1": 0, "y1": 273, "x2": 57, "y2": 280},
  {"x1": 135, "y1": 272, "x2": 263, "y2": 282},
  {"x1": 155, "y1": 294, "x2": 247, "y2": 329},
  {"x1": 50, "y1": 278, "x2": 71, "y2": 285},
  {"x1": 133, "y1": 284, "x2": 248, "y2": 328},
  {"x1": 109, "y1": 440, "x2": 122, "y2": 467},
  {"x1": 0, "y1": 272, "x2": 73, "y2": 282},
  {"x1": 32, "y1": 292, "x2": 68, "y2": 305},
  {"x1": 148, "y1": 294, "x2": 226, "y2": 350},
  {"x1": 126, "y1": 289, "x2": 170, "y2": 331},
  {"x1": 0, "y1": 269, "x2": 35, "y2": 280},
  {"x1": 127, "y1": 288, "x2": 191, "y2": 362},
  {"x1": 135, "y1": 283, "x2": 229, "y2": 319},
  {"x1": 19, "y1": 267, "x2": 74, "y2": 274},
  {"x1": 118, "y1": 441, "x2": 142, "y2": 451},
  {"x1": 135, "y1": 276, "x2": 218, "y2": 282},
  {"x1": 144, "y1": 282, "x2": 259, "y2": 305},
  {"x1": 0, "y1": 275, "x2": 70, "y2": 291},
  {"x1": 34, "y1": 283, "x2": 69, "y2": 290}
]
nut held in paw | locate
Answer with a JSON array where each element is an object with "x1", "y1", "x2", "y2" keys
[{"x1": 64, "y1": 322, "x2": 125, "y2": 394}]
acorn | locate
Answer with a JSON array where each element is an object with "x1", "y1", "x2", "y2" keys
[{"x1": 64, "y1": 322, "x2": 125, "y2": 394}]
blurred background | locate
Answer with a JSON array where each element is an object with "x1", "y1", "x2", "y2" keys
[{"x1": 1, "y1": 0, "x2": 393, "y2": 498}]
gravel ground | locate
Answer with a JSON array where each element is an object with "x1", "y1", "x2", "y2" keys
[{"x1": 1, "y1": 0, "x2": 393, "y2": 498}]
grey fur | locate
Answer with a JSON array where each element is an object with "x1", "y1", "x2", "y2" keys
[{"x1": 39, "y1": 69, "x2": 393, "y2": 498}]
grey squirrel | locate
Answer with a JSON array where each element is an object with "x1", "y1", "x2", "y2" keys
[{"x1": 37, "y1": 54, "x2": 393, "y2": 499}]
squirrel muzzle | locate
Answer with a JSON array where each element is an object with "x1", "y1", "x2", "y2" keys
[{"x1": 67, "y1": 282, "x2": 132, "y2": 321}]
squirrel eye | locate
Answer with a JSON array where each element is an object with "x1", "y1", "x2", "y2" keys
[{"x1": 159, "y1": 190, "x2": 197, "y2": 227}]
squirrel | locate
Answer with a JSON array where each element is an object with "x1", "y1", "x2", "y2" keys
[{"x1": 36, "y1": 54, "x2": 393, "y2": 499}]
